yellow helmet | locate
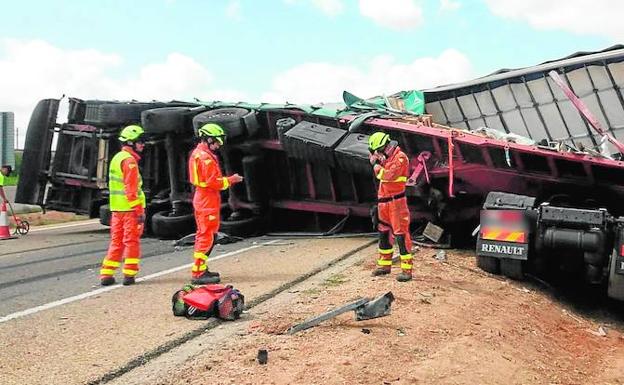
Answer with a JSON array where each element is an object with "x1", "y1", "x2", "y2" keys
[
  {"x1": 197, "y1": 123, "x2": 226, "y2": 145},
  {"x1": 119, "y1": 125, "x2": 144, "y2": 142},
  {"x1": 368, "y1": 132, "x2": 390, "y2": 152}
]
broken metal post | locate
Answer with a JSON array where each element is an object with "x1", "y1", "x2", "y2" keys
[
  {"x1": 287, "y1": 292, "x2": 395, "y2": 335},
  {"x1": 287, "y1": 298, "x2": 369, "y2": 335}
]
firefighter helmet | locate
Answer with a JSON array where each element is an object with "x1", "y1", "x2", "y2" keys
[
  {"x1": 119, "y1": 125, "x2": 144, "y2": 143},
  {"x1": 368, "y1": 132, "x2": 390, "y2": 152},
  {"x1": 198, "y1": 123, "x2": 226, "y2": 145}
]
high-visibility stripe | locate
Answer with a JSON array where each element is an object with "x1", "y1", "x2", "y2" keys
[
  {"x1": 400, "y1": 263, "x2": 413, "y2": 270},
  {"x1": 377, "y1": 259, "x2": 392, "y2": 266},
  {"x1": 102, "y1": 260, "x2": 121, "y2": 268},
  {"x1": 378, "y1": 248, "x2": 394, "y2": 255},
  {"x1": 193, "y1": 252, "x2": 208, "y2": 261},
  {"x1": 124, "y1": 258, "x2": 140, "y2": 265},
  {"x1": 123, "y1": 269, "x2": 138, "y2": 276},
  {"x1": 100, "y1": 268, "x2": 116, "y2": 276},
  {"x1": 400, "y1": 254, "x2": 412, "y2": 260},
  {"x1": 191, "y1": 157, "x2": 208, "y2": 187},
  {"x1": 481, "y1": 228, "x2": 526, "y2": 243},
  {"x1": 376, "y1": 169, "x2": 384, "y2": 180},
  {"x1": 221, "y1": 177, "x2": 230, "y2": 190},
  {"x1": 127, "y1": 199, "x2": 141, "y2": 207},
  {"x1": 393, "y1": 176, "x2": 407, "y2": 182},
  {"x1": 109, "y1": 191, "x2": 127, "y2": 195},
  {"x1": 191, "y1": 264, "x2": 207, "y2": 272},
  {"x1": 109, "y1": 176, "x2": 123, "y2": 183}
]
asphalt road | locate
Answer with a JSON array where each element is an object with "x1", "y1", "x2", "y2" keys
[{"x1": 0, "y1": 220, "x2": 266, "y2": 317}]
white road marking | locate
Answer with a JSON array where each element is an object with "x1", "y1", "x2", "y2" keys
[
  {"x1": 0, "y1": 239, "x2": 280, "y2": 324},
  {"x1": 28, "y1": 219, "x2": 102, "y2": 233}
]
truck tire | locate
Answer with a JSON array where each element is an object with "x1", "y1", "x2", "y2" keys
[
  {"x1": 500, "y1": 258, "x2": 524, "y2": 280},
  {"x1": 141, "y1": 106, "x2": 205, "y2": 134},
  {"x1": 16, "y1": 99, "x2": 60, "y2": 205},
  {"x1": 99, "y1": 204, "x2": 112, "y2": 226},
  {"x1": 192, "y1": 108, "x2": 258, "y2": 140},
  {"x1": 476, "y1": 255, "x2": 500, "y2": 274},
  {"x1": 220, "y1": 215, "x2": 264, "y2": 238},
  {"x1": 151, "y1": 210, "x2": 196, "y2": 239},
  {"x1": 85, "y1": 102, "x2": 167, "y2": 126}
]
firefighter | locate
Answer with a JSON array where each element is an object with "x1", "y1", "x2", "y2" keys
[
  {"x1": 369, "y1": 132, "x2": 413, "y2": 282},
  {"x1": 100, "y1": 125, "x2": 146, "y2": 286},
  {"x1": 0, "y1": 165, "x2": 12, "y2": 204},
  {"x1": 189, "y1": 123, "x2": 243, "y2": 284}
]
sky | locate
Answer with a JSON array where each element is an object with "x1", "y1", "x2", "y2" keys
[{"x1": 0, "y1": 0, "x2": 620, "y2": 148}]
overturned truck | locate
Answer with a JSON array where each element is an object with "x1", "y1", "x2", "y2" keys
[{"x1": 15, "y1": 45, "x2": 624, "y2": 301}]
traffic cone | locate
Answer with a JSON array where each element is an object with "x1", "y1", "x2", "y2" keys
[{"x1": 0, "y1": 202, "x2": 16, "y2": 240}]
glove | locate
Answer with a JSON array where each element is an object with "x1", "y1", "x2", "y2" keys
[
  {"x1": 133, "y1": 206, "x2": 145, "y2": 224},
  {"x1": 229, "y1": 173, "x2": 244, "y2": 184}
]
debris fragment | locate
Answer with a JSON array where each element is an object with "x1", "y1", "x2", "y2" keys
[
  {"x1": 397, "y1": 328, "x2": 406, "y2": 337},
  {"x1": 287, "y1": 292, "x2": 394, "y2": 335},
  {"x1": 361, "y1": 328, "x2": 371, "y2": 334},
  {"x1": 257, "y1": 349, "x2": 268, "y2": 365},
  {"x1": 435, "y1": 250, "x2": 446, "y2": 262},
  {"x1": 588, "y1": 326, "x2": 608, "y2": 337}
]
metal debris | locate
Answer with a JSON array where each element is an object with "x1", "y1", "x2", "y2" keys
[{"x1": 287, "y1": 292, "x2": 394, "y2": 335}]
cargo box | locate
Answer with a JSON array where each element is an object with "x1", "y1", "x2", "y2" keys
[
  {"x1": 282, "y1": 121, "x2": 347, "y2": 166},
  {"x1": 334, "y1": 133, "x2": 371, "y2": 175}
]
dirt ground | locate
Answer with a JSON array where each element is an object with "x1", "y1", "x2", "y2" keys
[
  {"x1": 10, "y1": 210, "x2": 88, "y2": 227},
  {"x1": 155, "y1": 248, "x2": 624, "y2": 385}
]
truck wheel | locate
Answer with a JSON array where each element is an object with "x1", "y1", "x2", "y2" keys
[
  {"x1": 476, "y1": 255, "x2": 500, "y2": 274},
  {"x1": 192, "y1": 108, "x2": 258, "y2": 140},
  {"x1": 500, "y1": 258, "x2": 524, "y2": 280},
  {"x1": 151, "y1": 211, "x2": 196, "y2": 239},
  {"x1": 85, "y1": 102, "x2": 166, "y2": 126},
  {"x1": 99, "y1": 204, "x2": 111, "y2": 226},
  {"x1": 220, "y1": 214, "x2": 264, "y2": 238},
  {"x1": 16, "y1": 99, "x2": 60, "y2": 205},
  {"x1": 141, "y1": 106, "x2": 205, "y2": 134}
]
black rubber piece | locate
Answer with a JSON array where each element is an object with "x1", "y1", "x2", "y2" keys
[
  {"x1": 500, "y1": 258, "x2": 524, "y2": 280},
  {"x1": 192, "y1": 108, "x2": 258, "y2": 140},
  {"x1": 141, "y1": 106, "x2": 205, "y2": 134},
  {"x1": 99, "y1": 204, "x2": 112, "y2": 226},
  {"x1": 151, "y1": 210, "x2": 196, "y2": 239},
  {"x1": 476, "y1": 255, "x2": 500, "y2": 274},
  {"x1": 220, "y1": 215, "x2": 264, "y2": 238},
  {"x1": 16, "y1": 99, "x2": 60, "y2": 204}
]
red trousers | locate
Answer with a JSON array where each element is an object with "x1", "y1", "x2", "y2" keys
[
  {"x1": 192, "y1": 210, "x2": 220, "y2": 278},
  {"x1": 100, "y1": 211, "x2": 143, "y2": 278},
  {"x1": 377, "y1": 198, "x2": 413, "y2": 274}
]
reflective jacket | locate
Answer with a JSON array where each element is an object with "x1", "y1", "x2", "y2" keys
[
  {"x1": 108, "y1": 147, "x2": 145, "y2": 212},
  {"x1": 189, "y1": 143, "x2": 232, "y2": 214},
  {"x1": 373, "y1": 146, "x2": 409, "y2": 199}
]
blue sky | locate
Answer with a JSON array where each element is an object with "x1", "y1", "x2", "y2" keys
[{"x1": 0, "y1": 0, "x2": 619, "y2": 145}]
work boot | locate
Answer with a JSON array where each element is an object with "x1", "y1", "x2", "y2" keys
[
  {"x1": 371, "y1": 268, "x2": 391, "y2": 277},
  {"x1": 396, "y1": 272, "x2": 412, "y2": 282},
  {"x1": 100, "y1": 276, "x2": 115, "y2": 286},
  {"x1": 123, "y1": 276, "x2": 136, "y2": 286},
  {"x1": 191, "y1": 270, "x2": 221, "y2": 285}
]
